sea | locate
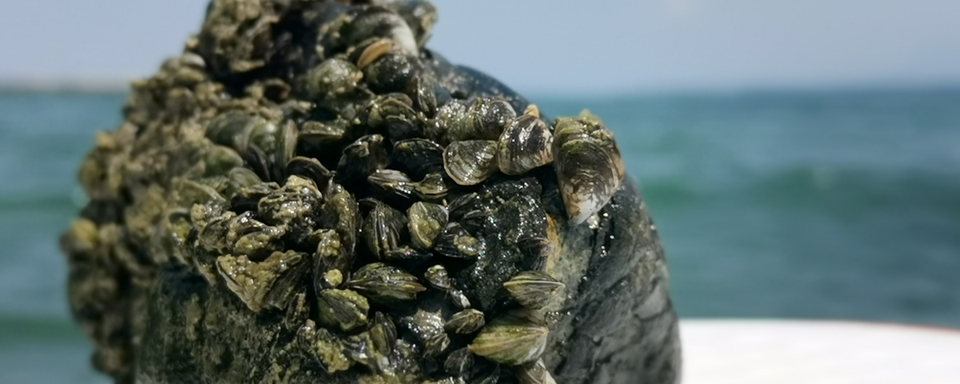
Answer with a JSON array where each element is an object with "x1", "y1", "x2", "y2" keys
[{"x1": 1, "y1": 88, "x2": 958, "y2": 382}]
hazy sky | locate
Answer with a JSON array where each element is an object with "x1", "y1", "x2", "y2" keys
[{"x1": 1, "y1": 0, "x2": 958, "y2": 93}]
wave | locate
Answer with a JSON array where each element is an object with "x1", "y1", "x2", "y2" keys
[
  {"x1": 0, "y1": 195, "x2": 77, "y2": 214},
  {"x1": 0, "y1": 314, "x2": 81, "y2": 343}
]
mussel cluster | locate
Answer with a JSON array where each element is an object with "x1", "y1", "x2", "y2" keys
[
  {"x1": 60, "y1": 1, "x2": 676, "y2": 384},
  {"x1": 186, "y1": 40, "x2": 623, "y2": 384}
]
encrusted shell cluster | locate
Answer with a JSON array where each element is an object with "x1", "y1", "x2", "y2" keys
[
  {"x1": 442, "y1": 103, "x2": 625, "y2": 225},
  {"x1": 60, "y1": 1, "x2": 630, "y2": 383}
]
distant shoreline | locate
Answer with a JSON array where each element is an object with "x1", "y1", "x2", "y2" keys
[{"x1": 0, "y1": 79, "x2": 130, "y2": 94}]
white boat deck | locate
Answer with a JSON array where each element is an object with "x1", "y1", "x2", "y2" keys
[{"x1": 680, "y1": 320, "x2": 960, "y2": 384}]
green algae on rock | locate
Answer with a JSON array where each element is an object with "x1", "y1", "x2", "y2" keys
[{"x1": 59, "y1": 0, "x2": 681, "y2": 383}]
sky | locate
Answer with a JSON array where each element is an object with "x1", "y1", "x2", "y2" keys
[{"x1": 0, "y1": 0, "x2": 958, "y2": 94}]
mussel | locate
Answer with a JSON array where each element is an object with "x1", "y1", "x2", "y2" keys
[
  {"x1": 443, "y1": 140, "x2": 499, "y2": 186},
  {"x1": 498, "y1": 112, "x2": 553, "y2": 175},
  {"x1": 438, "y1": 97, "x2": 516, "y2": 143},
  {"x1": 552, "y1": 111, "x2": 625, "y2": 224}
]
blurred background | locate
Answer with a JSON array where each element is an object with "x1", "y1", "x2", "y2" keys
[{"x1": 1, "y1": 0, "x2": 959, "y2": 382}]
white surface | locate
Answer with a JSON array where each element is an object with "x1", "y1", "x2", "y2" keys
[{"x1": 680, "y1": 320, "x2": 960, "y2": 384}]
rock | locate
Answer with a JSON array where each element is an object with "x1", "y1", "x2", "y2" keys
[{"x1": 60, "y1": 1, "x2": 680, "y2": 383}]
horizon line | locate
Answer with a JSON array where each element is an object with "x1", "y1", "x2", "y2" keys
[{"x1": 2, "y1": 78, "x2": 960, "y2": 97}]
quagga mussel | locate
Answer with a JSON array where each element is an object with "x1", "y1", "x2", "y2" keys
[{"x1": 60, "y1": 1, "x2": 679, "y2": 383}]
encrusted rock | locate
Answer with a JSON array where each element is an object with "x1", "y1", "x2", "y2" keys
[{"x1": 61, "y1": 1, "x2": 680, "y2": 383}]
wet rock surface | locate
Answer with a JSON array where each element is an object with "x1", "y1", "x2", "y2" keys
[{"x1": 59, "y1": 1, "x2": 680, "y2": 383}]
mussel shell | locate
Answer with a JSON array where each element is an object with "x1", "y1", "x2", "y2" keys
[
  {"x1": 321, "y1": 269, "x2": 344, "y2": 289},
  {"x1": 414, "y1": 172, "x2": 450, "y2": 201},
  {"x1": 390, "y1": 339, "x2": 426, "y2": 382},
  {"x1": 229, "y1": 181, "x2": 278, "y2": 213},
  {"x1": 361, "y1": 94, "x2": 422, "y2": 142},
  {"x1": 368, "y1": 169, "x2": 417, "y2": 204},
  {"x1": 286, "y1": 156, "x2": 333, "y2": 194},
  {"x1": 445, "y1": 309, "x2": 485, "y2": 334},
  {"x1": 224, "y1": 167, "x2": 263, "y2": 201},
  {"x1": 552, "y1": 112, "x2": 625, "y2": 224},
  {"x1": 262, "y1": 253, "x2": 309, "y2": 311},
  {"x1": 387, "y1": 0, "x2": 438, "y2": 49},
  {"x1": 317, "y1": 289, "x2": 370, "y2": 332},
  {"x1": 385, "y1": 111, "x2": 422, "y2": 144},
  {"x1": 410, "y1": 73, "x2": 440, "y2": 117},
  {"x1": 469, "y1": 362, "x2": 502, "y2": 384},
  {"x1": 503, "y1": 271, "x2": 565, "y2": 310},
  {"x1": 304, "y1": 58, "x2": 363, "y2": 102},
  {"x1": 363, "y1": 52, "x2": 421, "y2": 94},
  {"x1": 448, "y1": 288, "x2": 472, "y2": 310},
  {"x1": 151, "y1": 208, "x2": 192, "y2": 266},
  {"x1": 231, "y1": 223, "x2": 287, "y2": 262},
  {"x1": 312, "y1": 229, "x2": 350, "y2": 290},
  {"x1": 257, "y1": 175, "x2": 324, "y2": 244},
  {"x1": 337, "y1": 134, "x2": 390, "y2": 185},
  {"x1": 407, "y1": 202, "x2": 448, "y2": 250},
  {"x1": 274, "y1": 120, "x2": 299, "y2": 175},
  {"x1": 518, "y1": 214, "x2": 560, "y2": 271},
  {"x1": 319, "y1": 184, "x2": 360, "y2": 257},
  {"x1": 225, "y1": 211, "x2": 261, "y2": 247},
  {"x1": 443, "y1": 140, "x2": 499, "y2": 186},
  {"x1": 434, "y1": 99, "x2": 468, "y2": 144},
  {"x1": 298, "y1": 321, "x2": 353, "y2": 374},
  {"x1": 248, "y1": 117, "x2": 280, "y2": 154},
  {"x1": 299, "y1": 120, "x2": 347, "y2": 146},
  {"x1": 343, "y1": 332, "x2": 380, "y2": 370},
  {"x1": 242, "y1": 143, "x2": 274, "y2": 182},
  {"x1": 383, "y1": 245, "x2": 434, "y2": 263},
  {"x1": 400, "y1": 307, "x2": 450, "y2": 358},
  {"x1": 198, "y1": 212, "x2": 235, "y2": 254},
  {"x1": 215, "y1": 251, "x2": 305, "y2": 313},
  {"x1": 498, "y1": 114, "x2": 554, "y2": 175},
  {"x1": 205, "y1": 111, "x2": 276, "y2": 154},
  {"x1": 443, "y1": 97, "x2": 516, "y2": 142},
  {"x1": 444, "y1": 347, "x2": 474, "y2": 376},
  {"x1": 516, "y1": 359, "x2": 557, "y2": 384},
  {"x1": 468, "y1": 310, "x2": 548, "y2": 366},
  {"x1": 344, "y1": 262, "x2": 426, "y2": 303},
  {"x1": 284, "y1": 289, "x2": 309, "y2": 332},
  {"x1": 370, "y1": 312, "x2": 398, "y2": 356},
  {"x1": 356, "y1": 38, "x2": 395, "y2": 70},
  {"x1": 173, "y1": 178, "x2": 227, "y2": 210},
  {"x1": 472, "y1": 97, "x2": 516, "y2": 140},
  {"x1": 424, "y1": 264, "x2": 451, "y2": 290},
  {"x1": 203, "y1": 145, "x2": 244, "y2": 177},
  {"x1": 298, "y1": 119, "x2": 353, "y2": 167},
  {"x1": 392, "y1": 138, "x2": 444, "y2": 179},
  {"x1": 362, "y1": 200, "x2": 409, "y2": 259},
  {"x1": 458, "y1": 207, "x2": 492, "y2": 233},
  {"x1": 446, "y1": 192, "x2": 479, "y2": 220},
  {"x1": 343, "y1": 6, "x2": 418, "y2": 56},
  {"x1": 433, "y1": 222, "x2": 483, "y2": 259}
]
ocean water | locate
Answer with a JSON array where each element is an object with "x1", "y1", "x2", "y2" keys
[{"x1": 1, "y1": 89, "x2": 959, "y2": 382}]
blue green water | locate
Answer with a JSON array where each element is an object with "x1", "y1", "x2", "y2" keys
[{"x1": 1, "y1": 89, "x2": 959, "y2": 381}]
